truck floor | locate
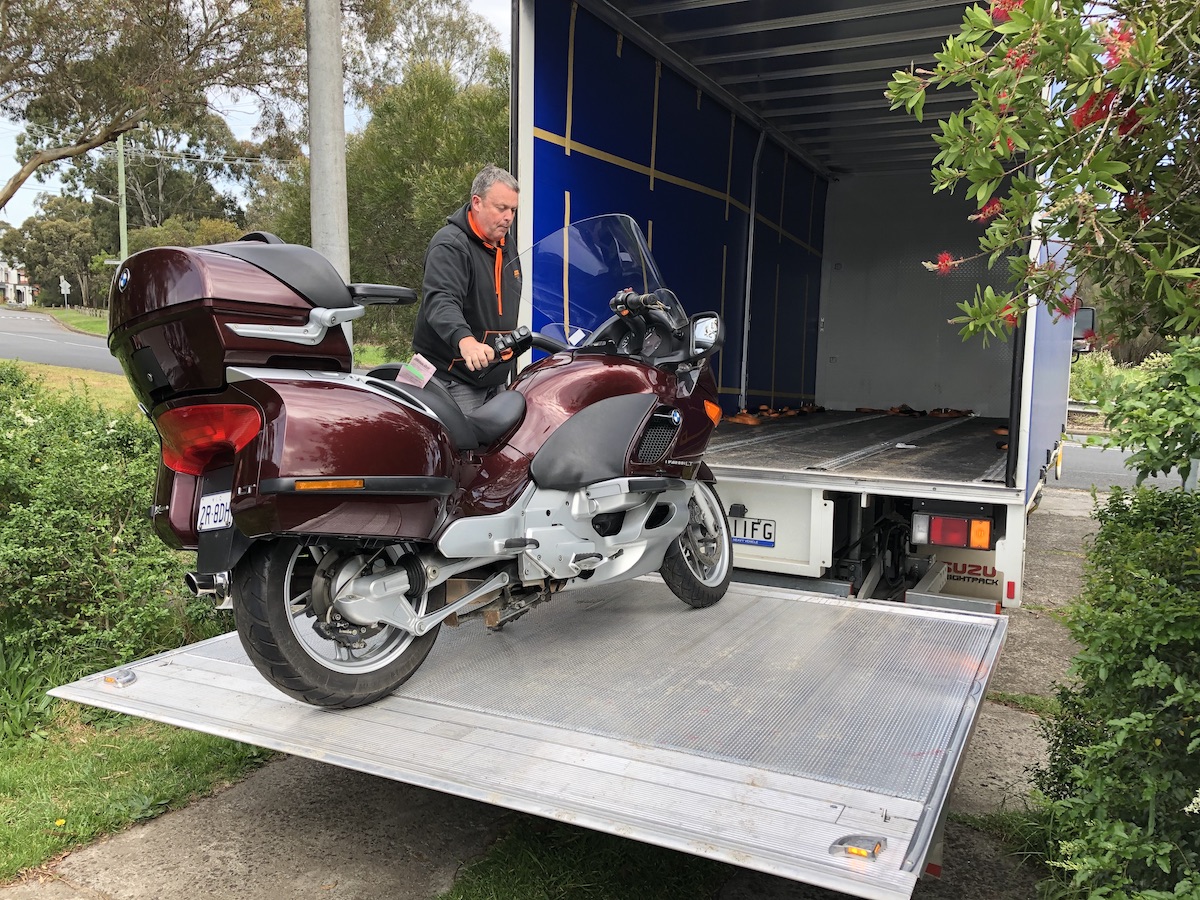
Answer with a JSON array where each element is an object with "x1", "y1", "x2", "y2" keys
[{"x1": 709, "y1": 411, "x2": 1009, "y2": 485}]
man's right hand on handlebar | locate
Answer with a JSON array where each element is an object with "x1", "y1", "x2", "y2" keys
[{"x1": 458, "y1": 335, "x2": 496, "y2": 371}]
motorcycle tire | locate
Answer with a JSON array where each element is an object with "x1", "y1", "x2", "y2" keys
[
  {"x1": 660, "y1": 481, "x2": 733, "y2": 608},
  {"x1": 232, "y1": 539, "x2": 446, "y2": 708}
]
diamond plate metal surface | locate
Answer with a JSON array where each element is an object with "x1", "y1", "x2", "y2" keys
[{"x1": 404, "y1": 581, "x2": 997, "y2": 803}]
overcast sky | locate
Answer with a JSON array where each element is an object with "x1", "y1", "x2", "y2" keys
[{"x1": 0, "y1": 0, "x2": 512, "y2": 229}]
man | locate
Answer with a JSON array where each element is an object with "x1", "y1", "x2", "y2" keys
[{"x1": 413, "y1": 164, "x2": 522, "y2": 414}]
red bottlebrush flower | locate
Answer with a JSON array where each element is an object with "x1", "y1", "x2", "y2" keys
[
  {"x1": 1081, "y1": 328, "x2": 1097, "y2": 343},
  {"x1": 1123, "y1": 192, "x2": 1152, "y2": 221},
  {"x1": 1118, "y1": 106, "x2": 1143, "y2": 137},
  {"x1": 990, "y1": 0, "x2": 1024, "y2": 22},
  {"x1": 970, "y1": 198, "x2": 1003, "y2": 223},
  {"x1": 1000, "y1": 304, "x2": 1019, "y2": 327},
  {"x1": 1054, "y1": 294, "x2": 1080, "y2": 320},
  {"x1": 1071, "y1": 90, "x2": 1117, "y2": 129},
  {"x1": 997, "y1": 90, "x2": 1011, "y2": 113},
  {"x1": 1102, "y1": 22, "x2": 1135, "y2": 69},
  {"x1": 937, "y1": 251, "x2": 956, "y2": 276},
  {"x1": 1005, "y1": 49, "x2": 1031, "y2": 72}
]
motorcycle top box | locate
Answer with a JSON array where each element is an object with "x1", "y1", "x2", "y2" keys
[
  {"x1": 108, "y1": 234, "x2": 412, "y2": 410},
  {"x1": 111, "y1": 215, "x2": 732, "y2": 708}
]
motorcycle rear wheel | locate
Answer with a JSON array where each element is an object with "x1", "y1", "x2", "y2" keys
[
  {"x1": 660, "y1": 481, "x2": 732, "y2": 608},
  {"x1": 232, "y1": 539, "x2": 445, "y2": 708}
]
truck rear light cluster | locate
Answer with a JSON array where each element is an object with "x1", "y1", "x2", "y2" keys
[
  {"x1": 911, "y1": 513, "x2": 992, "y2": 550},
  {"x1": 156, "y1": 404, "x2": 262, "y2": 475}
]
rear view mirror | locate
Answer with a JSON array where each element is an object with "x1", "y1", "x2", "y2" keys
[{"x1": 690, "y1": 314, "x2": 724, "y2": 358}]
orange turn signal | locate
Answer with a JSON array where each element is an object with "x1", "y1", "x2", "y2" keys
[
  {"x1": 704, "y1": 400, "x2": 722, "y2": 426},
  {"x1": 969, "y1": 518, "x2": 991, "y2": 549},
  {"x1": 295, "y1": 479, "x2": 365, "y2": 491}
]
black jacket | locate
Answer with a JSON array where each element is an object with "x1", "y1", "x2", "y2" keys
[{"x1": 413, "y1": 203, "x2": 522, "y2": 388}]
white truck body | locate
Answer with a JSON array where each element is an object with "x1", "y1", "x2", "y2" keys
[{"x1": 513, "y1": 0, "x2": 1074, "y2": 610}]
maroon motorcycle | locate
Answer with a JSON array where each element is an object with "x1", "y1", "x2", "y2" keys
[{"x1": 108, "y1": 214, "x2": 731, "y2": 708}]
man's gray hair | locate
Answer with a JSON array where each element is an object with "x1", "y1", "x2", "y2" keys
[{"x1": 472, "y1": 164, "x2": 519, "y2": 199}]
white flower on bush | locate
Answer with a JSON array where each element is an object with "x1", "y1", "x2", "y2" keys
[
  {"x1": 14, "y1": 409, "x2": 37, "y2": 426},
  {"x1": 1187, "y1": 789, "x2": 1200, "y2": 815}
]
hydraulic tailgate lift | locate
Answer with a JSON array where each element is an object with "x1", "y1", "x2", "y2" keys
[{"x1": 54, "y1": 580, "x2": 1006, "y2": 900}]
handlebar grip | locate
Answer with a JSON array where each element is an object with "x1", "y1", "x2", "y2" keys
[
  {"x1": 610, "y1": 289, "x2": 657, "y2": 315},
  {"x1": 492, "y1": 326, "x2": 533, "y2": 360}
]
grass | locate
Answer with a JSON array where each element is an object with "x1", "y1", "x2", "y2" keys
[
  {"x1": 0, "y1": 708, "x2": 271, "y2": 882},
  {"x1": 986, "y1": 690, "x2": 1062, "y2": 718},
  {"x1": 41, "y1": 307, "x2": 108, "y2": 337},
  {"x1": 438, "y1": 816, "x2": 732, "y2": 900},
  {"x1": 11, "y1": 361, "x2": 139, "y2": 412}
]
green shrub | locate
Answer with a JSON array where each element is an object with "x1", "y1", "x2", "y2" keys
[
  {"x1": 0, "y1": 644, "x2": 57, "y2": 742},
  {"x1": 1070, "y1": 350, "x2": 1121, "y2": 402},
  {"x1": 1032, "y1": 487, "x2": 1200, "y2": 899},
  {"x1": 0, "y1": 362, "x2": 221, "y2": 682},
  {"x1": 1099, "y1": 337, "x2": 1200, "y2": 486}
]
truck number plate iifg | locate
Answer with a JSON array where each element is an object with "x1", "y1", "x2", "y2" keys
[
  {"x1": 730, "y1": 516, "x2": 776, "y2": 547},
  {"x1": 196, "y1": 491, "x2": 233, "y2": 532}
]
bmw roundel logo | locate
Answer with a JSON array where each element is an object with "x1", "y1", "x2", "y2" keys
[
  {"x1": 670, "y1": 409, "x2": 682, "y2": 426},
  {"x1": 118, "y1": 268, "x2": 131, "y2": 292}
]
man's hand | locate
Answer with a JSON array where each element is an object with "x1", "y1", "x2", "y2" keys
[{"x1": 458, "y1": 335, "x2": 496, "y2": 371}]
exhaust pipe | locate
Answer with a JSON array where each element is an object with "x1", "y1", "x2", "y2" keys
[{"x1": 185, "y1": 571, "x2": 232, "y2": 610}]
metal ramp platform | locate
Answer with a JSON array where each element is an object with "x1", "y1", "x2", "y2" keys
[{"x1": 53, "y1": 580, "x2": 1006, "y2": 900}]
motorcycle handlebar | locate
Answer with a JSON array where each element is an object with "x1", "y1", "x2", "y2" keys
[
  {"x1": 609, "y1": 289, "x2": 658, "y2": 316},
  {"x1": 491, "y1": 326, "x2": 533, "y2": 361}
]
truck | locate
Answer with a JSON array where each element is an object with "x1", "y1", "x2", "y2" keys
[
  {"x1": 511, "y1": 0, "x2": 1074, "y2": 612},
  {"x1": 54, "y1": 2, "x2": 1061, "y2": 898}
]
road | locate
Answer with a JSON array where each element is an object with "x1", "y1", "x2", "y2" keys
[
  {"x1": 1058, "y1": 439, "x2": 1179, "y2": 492},
  {"x1": 0, "y1": 309, "x2": 123, "y2": 375}
]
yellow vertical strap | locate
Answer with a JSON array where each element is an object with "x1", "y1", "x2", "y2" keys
[
  {"x1": 563, "y1": 191, "x2": 571, "y2": 331},
  {"x1": 566, "y1": 4, "x2": 577, "y2": 157},
  {"x1": 616, "y1": 33, "x2": 623, "y2": 57},
  {"x1": 650, "y1": 61, "x2": 661, "y2": 191}
]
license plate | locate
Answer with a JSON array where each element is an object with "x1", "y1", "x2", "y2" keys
[
  {"x1": 196, "y1": 491, "x2": 233, "y2": 532},
  {"x1": 729, "y1": 516, "x2": 776, "y2": 548}
]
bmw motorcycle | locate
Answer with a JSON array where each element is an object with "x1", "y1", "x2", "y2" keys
[{"x1": 108, "y1": 214, "x2": 731, "y2": 708}]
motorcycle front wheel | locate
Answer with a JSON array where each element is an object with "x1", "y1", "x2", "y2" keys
[
  {"x1": 660, "y1": 481, "x2": 733, "y2": 608},
  {"x1": 232, "y1": 539, "x2": 445, "y2": 708}
]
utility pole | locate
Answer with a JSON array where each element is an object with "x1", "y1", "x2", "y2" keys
[
  {"x1": 116, "y1": 133, "x2": 129, "y2": 262},
  {"x1": 306, "y1": 0, "x2": 351, "y2": 281}
]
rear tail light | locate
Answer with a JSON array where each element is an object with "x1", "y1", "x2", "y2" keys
[
  {"x1": 912, "y1": 513, "x2": 992, "y2": 550},
  {"x1": 156, "y1": 404, "x2": 262, "y2": 475}
]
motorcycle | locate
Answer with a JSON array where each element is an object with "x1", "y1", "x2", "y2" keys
[{"x1": 108, "y1": 213, "x2": 732, "y2": 708}]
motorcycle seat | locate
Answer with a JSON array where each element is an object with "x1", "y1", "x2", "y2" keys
[
  {"x1": 467, "y1": 390, "x2": 527, "y2": 447},
  {"x1": 368, "y1": 376, "x2": 526, "y2": 453}
]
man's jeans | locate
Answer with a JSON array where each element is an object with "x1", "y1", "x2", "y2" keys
[{"x1": 435, "y1": 375, "x2": 498, "y2": 415}]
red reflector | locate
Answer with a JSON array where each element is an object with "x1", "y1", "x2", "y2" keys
[
  {"x1": 1007, "y1": 580, "x2": 1016, "y2": 600},
  {"x1": 156, "y1": 405, "x2": 261, "y2": 476},
  {"x1": 929, "y1": 515, "x2": 969, "y2": 547}
]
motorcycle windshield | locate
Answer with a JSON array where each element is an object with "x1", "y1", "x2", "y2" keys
[{"x1": 508, "y1": 214, "x2": 683, "y2": 338}]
